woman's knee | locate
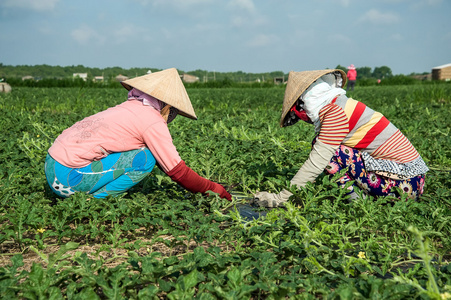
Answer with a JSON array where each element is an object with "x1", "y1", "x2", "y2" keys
[{"x1": 132, "y1": 148, "x2": 156, "y2": 172}]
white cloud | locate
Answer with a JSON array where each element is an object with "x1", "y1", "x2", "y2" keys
[
  {"x1": 112, "y1": 24, "x2": 152, "y2": 44},
  {"x1": 381, "y1": 0, "x2": 442, "y2": 5},
  {"x1": 230, "y1": 16, "x2": 247, "y2": 27},
  {"x1": 380, "y1": 0, "x2": 407, "y2": 3},
  {"x1": 411, "y1": 0, "x2": 443, "y2": 9},
  {"x1": 71, "y1": 25, "x2": 105, "y2": 45},
  {"x1": 227, "y1": 0, "x2": 267, "y2": 28},
  {"x1": 333, "y1": 0, "x2": 351, "y2": 7},
  {"x1": 425, "y1": 0, "x2": 442, "y2": 4},
  {"x1": 246, "y1": 33, "x2": 276, "y2": 47},
  {"x1": 285, "y1": 28, "x2": 316, "y2": 47},
  {"x1": 37, "y1": 22, "x2": 54, "y2": 35},
  {"x1": 129, "y1": 0, "x2": 216, "y2": 20},
  {"x1": 228, "y1": 0, "x2": 256, "y2": 14},
  {"x1": 1, "y1": 0, "x2": 59, "y2": 11},
  {"x1": 132, "y1": 0, "x2": 213, "y2": 8},
  {"x1": 328, "y1": 34, "x2": 352, "y2": 44},
  {"x1": 358, "y1": 9, "x2": 400, "y2": 25},
  {"x1": 390, "y1": 33, "x2": 403, "y2": 41},
  {"x1": 229, "y1": 14, "x2": 267, "y2": 28}
]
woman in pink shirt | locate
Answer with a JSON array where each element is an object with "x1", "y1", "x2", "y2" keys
[{"x1": 45, "y1": 68, "x2": 231, "y2": 200}]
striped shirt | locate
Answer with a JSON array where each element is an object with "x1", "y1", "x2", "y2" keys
[{"x1": 317, "y1": 96, "x2": 428, "y2": 177}]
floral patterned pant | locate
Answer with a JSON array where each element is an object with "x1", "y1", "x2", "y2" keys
[{"x1": 324, "y1": 145, "x2": 425, "y2": 200}]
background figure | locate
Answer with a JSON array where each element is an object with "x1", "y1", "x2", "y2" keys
[{"x1": 346, "y1": 64, "x2": 357, "y2": 91}]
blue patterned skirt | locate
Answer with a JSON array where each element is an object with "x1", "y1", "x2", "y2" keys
[{"x1": 45, "y1": 148, "x2": 156, "y2": 198}]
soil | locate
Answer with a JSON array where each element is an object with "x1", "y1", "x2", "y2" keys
[{"x1": 0, "y1": 232, "x2": 232, "y2": 273}]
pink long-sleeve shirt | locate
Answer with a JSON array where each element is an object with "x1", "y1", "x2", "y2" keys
[{"x1": 48, "y1": 99, "x2": 181, "y2": 173}]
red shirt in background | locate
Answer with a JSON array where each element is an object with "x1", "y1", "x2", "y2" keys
[{"x1": 347, "y1": 69, "x2": 357, "y2": 81}]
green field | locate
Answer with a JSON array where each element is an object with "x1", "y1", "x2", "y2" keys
[{"x1": 0, "y1": 84, "x2": 450, "y2": 299}]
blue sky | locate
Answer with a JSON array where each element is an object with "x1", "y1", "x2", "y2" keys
[{"x1": 1, "y1": 0, "x2": 450, "y2": 75}]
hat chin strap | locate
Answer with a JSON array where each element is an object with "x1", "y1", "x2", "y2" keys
[{"x1": 160, "y1": 105, "x2": 171, "y2": 122}]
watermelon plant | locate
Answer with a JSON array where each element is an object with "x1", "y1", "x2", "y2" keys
[{"x1": 0, "y1": 84, "x2": 450, "y2": 299}]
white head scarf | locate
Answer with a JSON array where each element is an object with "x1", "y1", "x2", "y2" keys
[{"x1": 301, "y1": 73, "x2": 346, "y2": 132}]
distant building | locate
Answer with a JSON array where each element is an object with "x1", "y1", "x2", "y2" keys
[
  {"x1": 274, "y1": 76, "x2": 286, "y2": 85},
  {"x1": 432, "y1": 63, "x2": 451, "y2": 81},
  {"x1": 73, "y1": 73, "x2": 88, "y2": 81},
  {"x1": 411, "y1": 74, "x2": 431, "y2": 81},
  {"x1": 115, "y1": 74, "x2": 129, "y2": 82},
  {"x1": 93, "y1": 76, "x2": 104, "y2": 82},
  {"x1": 180, "y1": 73, "x2": 199, "y2": 83},
  {"x1": 22, "y1": 75, "x2": 34, "y2": 81}
]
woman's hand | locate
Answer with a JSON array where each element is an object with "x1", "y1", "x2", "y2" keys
[
  {"x1": 209, "y1": 183, "x2": 232, "y2": 201},
  {"x1": 253, "y1": 189, "x2": 292, "y2": 207},
  {"x1": 168, "y1": 160, "x2": 232, "y2": 201}
]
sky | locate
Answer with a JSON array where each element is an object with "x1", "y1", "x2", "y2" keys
[{"x1": 1, "y1": 0, "x2": 450, "y2": 75}]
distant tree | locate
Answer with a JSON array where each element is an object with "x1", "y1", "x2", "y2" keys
[
  {"x1": 372, "y1": 66, "x2": 392, "y2": 79},
  {"x1": 356, "y1": 66, "x2": 372, "y2": 79},
  {"x1": 335, "y1": 65, "x2": 347, "y2": 73},
  {"x1": 269, "y1": 71, "x2": 285, "y2": 77},
  {"x1": 336, "y1": 64, "x2": 372, "y2": 79},
  {"x1": 0, "y1": 63, "x2": 406, "y2": 85}
]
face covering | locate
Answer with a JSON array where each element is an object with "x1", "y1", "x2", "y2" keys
[
  {"x1": 128, "y1": 88, "x2": 179, "y2": 123},
  {"x1": 290, "y1": 103, "x2": 312, "y2": 123}
]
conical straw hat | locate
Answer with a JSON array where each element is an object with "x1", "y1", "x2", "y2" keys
[
  {"x1": 121, "y1": 68, "x2": 197, "y2": 120},
  {"x1": 280, "y1": 69, "x2": 346, "y2": 127}
]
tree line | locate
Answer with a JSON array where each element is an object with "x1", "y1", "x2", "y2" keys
[
  {"x1": 0, "y1": 63, "x2": 286, "y2": 83},
  {"x1": 0, "y1": 63, "x2": 435, "y2": 88}
]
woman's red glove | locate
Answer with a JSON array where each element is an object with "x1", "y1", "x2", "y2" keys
[{"x1": 167, "y1": 160, "x2": 232, "y2": 201}]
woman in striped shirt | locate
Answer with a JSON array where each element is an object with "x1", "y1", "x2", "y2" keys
[{"x1": 254, "y1": 69, "x2": 428, "y2": 207}]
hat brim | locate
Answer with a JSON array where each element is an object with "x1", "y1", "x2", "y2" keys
[{"x1": 280, "y1": 69, "x2": 346, "y2": 127}]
